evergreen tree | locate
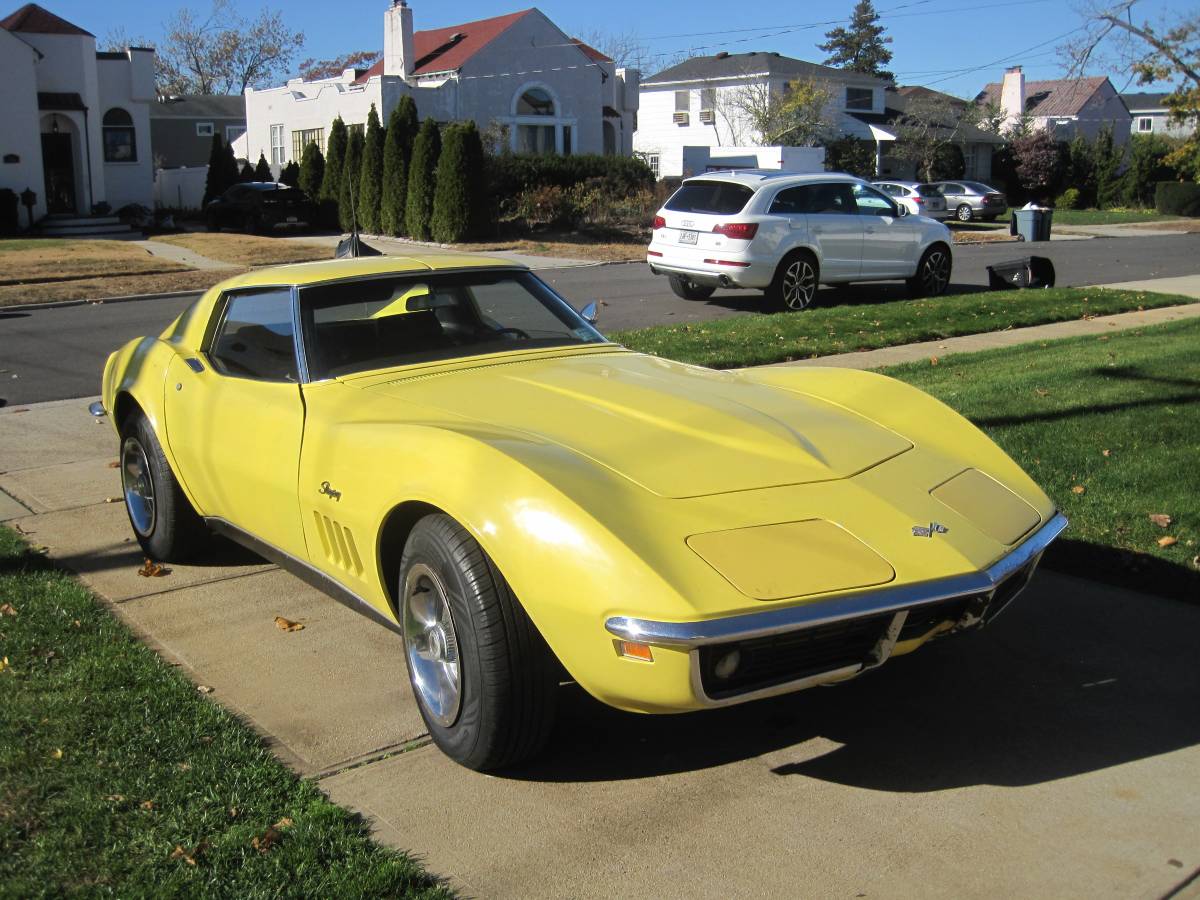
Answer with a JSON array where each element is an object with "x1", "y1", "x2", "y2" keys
[
  {"x1": 381, "y1": 101, "x2": 414, "y2": 235},
  {"x1": 358, "y1": 104, "x2": 384, "y2": 233},
  {"x1": 321, "y1": 116, "x2": 348, "y2": 227},
  {"x1": 255, "y1": 153, "x2": 272, "y2": 181},
  {"x1": 431, "y1": 124, "x2": 468, "y2": 243},
  {"x1": 394, "y1": 96, "x2": 419, "y2": 164},
  {"x1": 460, "y1": 121, "x2": 487, "y2": 237},
  {"x1": 1091, "y1": 126, "x2": 1124, "y2": 210},
  {"x1": 299, "y1": 142, "x2": 325, "y2": 198},
  {"x1": 202, "y1": 133, "x2": 229, "y2": 205},
  {"x1": 1066, "y1": 133, "x2": 1096, "y2": 207},
  {"x1": 280, "y1": 160, "x2": 300, "y2": 187},
  {"x1": 818, "y1": 0, "x2": 894, "y2": 81},
  {"x1": 239, "y1": 160, "x2": 255, "y2": 182},
  {"x1": 338, "y1": 129, "x2": 365, "y2": 232},
  {"x1": 405, "y1": 118, "x2": 441, "y2": 240},
  {"x1": 222, "y1": 140, "x2": 240, "y2": 192}
]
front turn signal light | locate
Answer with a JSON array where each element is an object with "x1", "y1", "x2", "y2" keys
[{"x1": 615, "y1": 640, "x2": 654, "y2": 662}]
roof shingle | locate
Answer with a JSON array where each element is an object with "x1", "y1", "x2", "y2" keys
[
  {"x1": 643, "y1": 51, "x2": 884, "y2": 86},
  {"x1": 975, "y1": 76, "x2": 1109, "y2": 118}
]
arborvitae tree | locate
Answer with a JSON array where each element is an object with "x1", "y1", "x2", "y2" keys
[
  {"x1": 255, "y1": 153, "x2": 272, "y2": 181},
  {"x1": 1091, "y1": 126, "x2": 1124, "y2": 209},
  {"x1": 381, "y1": 104, "x2": 410, "y2": 235},
  {"x1": 358, "y1": 104, "x2": 384, "y2": 233},
  {"x1": 239, "y1": 160, "x2": 255, "y2": 182},
  {"x1": 222, "y1": 140, "x2": 240, "y2": 191},
  {"x1": 818, "y1": 0, "x2": 894, "y2": 81},
  {"x1": 394, "y1": 95, "x2": 419, "y2": 164},
  {"x1": 321, "y1": 116, "x2": 348, "y2": 227},
  {"x1": 338, "y1": 129, "x2": 365, "y2": 232},
  {"x1": 299, "y1": 142, "x2": 325, "y2": 198},
  {"x1": 405, "y1": 118, "x2": 441, "y2": 240},
  {"x1": 1066, "y1": 133, "x2": 1095, "y2": 207},
  {"x1": 203, "y1": 132, "x2": 229, "y2": 204},
  {"x1": 280, "y1": 159, "x2": 300, "y2": 187},
  {"x1": 431, "y1": 124, "x2": 467, "y2": 243}
]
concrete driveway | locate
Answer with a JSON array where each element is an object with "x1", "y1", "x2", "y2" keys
[{"x1": 2, "y1": 398, "x2": 1199, "y2": 898}]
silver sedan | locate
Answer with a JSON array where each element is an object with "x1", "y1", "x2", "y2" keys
[
  {"x1": 928, "y1": 181, "x2": 1008, "y2": 222},
  {"x1": 872, "y1": 181, "x2": 949, "y2": 220}
]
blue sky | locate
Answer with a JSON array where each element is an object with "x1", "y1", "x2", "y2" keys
[{"x1": 37, "y1": 0, "x2": 1189, "y2": 98}]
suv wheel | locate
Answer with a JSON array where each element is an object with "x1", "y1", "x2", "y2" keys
[
  {"x1": 766, "y1": 252, "x2": 819, "y2": 311},
  {"x1": 667, "y1": 274, "x2": 715, "y2": 301},
  {"x1": 907, "y1": 244, "x2": 952, "y2": 297}
]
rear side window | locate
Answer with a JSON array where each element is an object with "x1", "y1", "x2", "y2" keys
[
  {"x1": 665, "y1": 181, "x2": 753, "y2": 215},
  {"x1": 209, "y1": 289, "x2": 297, "y2": 381},
  {"x1": 769, "y1": 183, "x2": 857, "y2": 215},
  {"x1": 916, "y1": 184, "x2": 943, "y2": 197}
]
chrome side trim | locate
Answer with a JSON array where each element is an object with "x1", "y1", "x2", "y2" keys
[
  {"x1": 204, "y1": 517, "x2": 404, "y2": 637},
  {"x1": 606, "y1": 512, "x2": 1068, "y2": 649},
  {"x1": 88, "y1": 401, "x2": 107, "y2": 417}
]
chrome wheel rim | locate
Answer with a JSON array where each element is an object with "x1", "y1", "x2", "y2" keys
[
  {"x1": 121, "y1": 436, "x2": 156, "y2": 537},
  {"x1": 781, "y1": 259, "x2": 817, "y2": 310},
  {"x1": 957, "y1": 205, "x2": 972, "y2": 222},
  {"x1": 921, "y1": 250, "x2": 950, "y2": 295},
  {"x1": 402, "y1": 563, "x2": 462, "y2": 728}
]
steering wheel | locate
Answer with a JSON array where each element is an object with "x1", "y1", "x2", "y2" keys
[{"x1": 493, "y1": 327, "x2": 530, "y2": 339}]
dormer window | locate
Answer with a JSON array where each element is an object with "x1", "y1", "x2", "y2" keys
[{"x1": 845, "y1": 87, "x2": 873, "y2": 111}]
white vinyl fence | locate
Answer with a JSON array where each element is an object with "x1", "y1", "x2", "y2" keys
[{"x1": 154, "y1": 166, "x2": 209, "y2": 210}]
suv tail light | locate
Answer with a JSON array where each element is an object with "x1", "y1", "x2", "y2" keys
[
  {"x1": 652, "y1": 215, "x2": 666, "y2": 230},
  {"x1": 712, "y1": 222, "x2": 758, "y2": 240}
]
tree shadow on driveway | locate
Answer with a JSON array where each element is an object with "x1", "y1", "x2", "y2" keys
[{"x1": 505, "y1": 570, "x2": 1200, "y2": 790}]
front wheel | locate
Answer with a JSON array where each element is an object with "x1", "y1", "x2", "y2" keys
[
  {"x1": 765, "y1": 252, "x2": 819, "y2": 311},
  {"x1": 956, "y1": 204, "x2": 973, "y2": 222},
  {"x1": 400, "y1": 514, "x2": 557, "y2": 771},
  {"x1": 907, "y1": 244, "x2": 952, "y2": 297},
  {"x1": 667, "y1": 274, "x2": 715, "y2": 300},
  {"x1": 120, "y1": 412, "x2": 208, "y2": 562}
]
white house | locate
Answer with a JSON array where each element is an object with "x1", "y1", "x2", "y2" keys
[
  {"x1": 976, "y1": 67, "x2": 1131, "y2": 144},
  {"x1": 0, "y1": 3, "x2": 154, "y2": 222},
  {"x1": 242, "y1": 3, "x2": 639, "y2": 173},
  {"x1": 633, "y1": 51, "x2": 892, "y2": 179},
  {"x1": 1122, "y1": 92, "x2": 1195, "y2": 139}
]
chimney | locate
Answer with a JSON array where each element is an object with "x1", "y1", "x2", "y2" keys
[
  {"x1": 1000, "y1": 65, "x2": 1025, "y2": 131},
  {"x1": 384, "y1": 0, "x2": 415, "y2": 79}
]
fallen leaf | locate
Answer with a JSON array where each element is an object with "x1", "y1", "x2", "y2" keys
[
  {"x1": 251, "y1": 825, "x2": 283, "y2": 853},
  {"x1": 50, "y1": 749, "x2": 63, "y2": 760},
  {"x1": 106, "y1": 794, "x2": 125, "y2": 802},
  {"x1": 1158, "y1": 536, "x2": 1178, "y2": 548},
  {"x1": 170, "y1": 841, "x2": 208, "y2": 866},
  {"x1": 10, "y1": 408, "x2": 28, "y2": 413},
  {"x1": 1071, "y1": 485, "x2": 1086, "y2": 495},
  {"x1": 140, "y1": 800, "x2": 155, "y2": 810},
  {"x1": 274, "y1": 616, "x2": 304, "y2": 632},
  {"x1": 137, "y1": 559, "x2": 169, "y2": 578},
  {"x1": 72, "y1": 619, "x2": 81, "y2": 628},
  {"x1": 274, "y1": 817, "x2": 294, "y2": 830},
  {"x1": 930, "y1": 356, "x2": 939, "y2": 366},
  {"x1": 229, "y1": 806, "x2": 239, "y2": 819},
  {"x1": 107, "y1": 461, "x2": 120, "y2": 468},
  {"x1": 0, "y1": 604, "x2": 16, "y2": 616},
  {"x1": 103, "y1": 497, "x2": 120, "y2": 504},
  {"x1": 1035, "y1": 388, "x2": 1049, "y2": 397},
  {"x1": 1148, "y1": 514, "x2": 1172, "y2": 528},
  {"x1": 0, "y1": 657, "x2": 8, "y2": 673},
  {"x1": 1101, "y1": 449, "x2": 1111, "y2": 457},
  {"x1": 197, "y1": 685, "x2": 214, "y2": 694},
  {"x1": 177, "y1": 762, "x2": 191, "y2": 772}
]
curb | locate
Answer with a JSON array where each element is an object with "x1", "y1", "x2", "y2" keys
[{"x1": 4, "y1": 289, "x2": 206, "y2": 313}]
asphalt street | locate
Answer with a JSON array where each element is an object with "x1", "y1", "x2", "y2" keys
[{"x1": 2, "y1": 232, "x2": 1198, "y2": 405}]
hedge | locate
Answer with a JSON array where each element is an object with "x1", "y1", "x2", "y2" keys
[
  {"x1": 1154, "y1": 181, "x2": 1200, "y2": 217},
  {"x1": 485, "y1": 154, "x2": 653, "y2": 201}
]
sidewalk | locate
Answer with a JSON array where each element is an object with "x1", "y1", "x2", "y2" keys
[{"x1": 273, "y1": 230, "x2": 598, "y2": 269}]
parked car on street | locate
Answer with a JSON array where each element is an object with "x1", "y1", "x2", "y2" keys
[
  {"x1": 95, "y1": 255, "x2": 1064, "y2": 770},
  {"x1": 647, "y1": 171, "x2": 954, "y2": 311},
  {"x1": 928, "y1": 181, "x2": 1008, "y2": 222},
  {"x1": 205, "y1": 182, "x2": 316, "y2": 233},
  {"x1": 871, "y1": 181, "x2": 949, "y2": 220}
]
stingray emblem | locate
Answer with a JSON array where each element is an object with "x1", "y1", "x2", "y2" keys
[
  {"x1": 318, "y1": 481, "x2": 341, "y2": 502},
  {"x1": 912, "y1": 522, "x2": 949, "y2": 538}
]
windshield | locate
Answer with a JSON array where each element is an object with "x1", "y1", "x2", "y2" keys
[
  {"x1": 300, "y1": 270, "x2": 605, "y2": 378},
  {"x1": 665, "y1": 181, "x2": 753, "y2": 215}
]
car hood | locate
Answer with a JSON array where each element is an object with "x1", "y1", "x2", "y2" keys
[{"x1": 359, "y1": 351, "x2": 912, "y2": 499}]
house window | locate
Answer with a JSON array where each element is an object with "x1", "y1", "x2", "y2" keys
[
  {"x1": 226, "y1": 125, "x2": 246, "y2": 144},
  {"x1": 845, "y1": 87, "x2": 873, "y2": 111},
  {"x1": 102, "y1": 108, "x2": 137, "y2": 162},
  {"x1": 637, "y1": 152, "x2": 660, "y2": 178},
  {"x1": 291, "y1": 127, "x2": 325, "y2": 159},
  {"x1": 700, "y1": 88, "x2": 716, "y2": 111},
  {"x1": 517, "y1": 88, "x2": 555, "y2": 116},
  {"x1": 675, "y1": 91, "x2": 690, "y2": 112},
  {"x1": 562, "y1": 125, "x2": 572, "y2": 155},
  {"x1": 269, "y1": 124, "x2": 285, "y2": 165},
  {"x1": 196, "y1": 122, "x2": 214, "y2": 138},
  {"x1": 1137, "y1": 116, "x2": 1153, "y2": 132},
  {"x1": 517, "y1": 125, "x2": 555, "y2": 155}
]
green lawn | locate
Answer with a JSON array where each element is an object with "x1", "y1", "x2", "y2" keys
[
  {"x1": 612, "y1": 287, "x2": 1196, "y2": 369},
  {"x1": 1004, "y1": 208, "x2": 1183, "y2": 226},
  {"x1": 884, "y1": 319, "x2": 1199, "y2": 599},
  {"x1": 0, "y1": 528, "x2": 451, "y2": 898}
]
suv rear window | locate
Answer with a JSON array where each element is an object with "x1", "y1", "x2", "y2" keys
[{"x1": 665, "y1": 181, "x2": 753, "y2": 215}]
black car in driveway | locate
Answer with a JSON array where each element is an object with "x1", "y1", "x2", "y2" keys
[{"x1": 205, "y1": 182, "x2": 316, "y2": 232}]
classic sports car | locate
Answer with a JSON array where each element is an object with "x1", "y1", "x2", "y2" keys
[{"x1": 96, "y1": 256, "x2": 1066, "y2": 771}]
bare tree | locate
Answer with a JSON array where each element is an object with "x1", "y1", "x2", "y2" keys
[
  {"x1": 298, "y1": 50, "x2": 380, "y2": 82},
  {"x1": 715, "y1": 78, "x2": 833, "y2": 147},
  {"x1": 575, "y1": 28, "x2": 652, "y2": 71},
  {"x1": 893, "y1": 94, "x2": 964, "y2": 181}
]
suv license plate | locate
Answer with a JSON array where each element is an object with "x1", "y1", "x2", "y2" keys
[
  {"x1": 678, "y1": 230, "x2": 698, "y2": 245},
  {"x1": 286, "y1": 216, "x2": 298, "y2": 222}
]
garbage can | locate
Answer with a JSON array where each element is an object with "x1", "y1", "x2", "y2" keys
[{"x1": 1014, "y1": 208, "x2": 1053, "y2": 242}]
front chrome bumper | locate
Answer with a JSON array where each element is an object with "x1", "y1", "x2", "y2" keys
[{"x1": 606, "y1": 512, "x2": 1068, "y2": 707}]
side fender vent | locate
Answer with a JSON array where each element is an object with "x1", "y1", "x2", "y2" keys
[{"x1": 313, "y1": 510, "x2": 365, "y2": 576}]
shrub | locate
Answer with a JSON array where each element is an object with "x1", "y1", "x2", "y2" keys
[
  {"x1": 280, "y1": 160, "x2": 300, "y2": 187},
  {"x1": 254, "y1": 153, "x2": 272, "y2": 181},
  {"x1": 321, "y1": 116, "x2": 348, "y2": 227},
  {"x1": 380, "y1": 105, "x2": 409, "y2": 235},
  {"x1": 1154, "y1": 181, "x2": 1200, "y2": 216},
  {"x1": 1123, "y1": 134, "x2": 1179, "y2": 207},
  {"x1": 430, "y1": 122, "x2": 488, "y2": 242},
  {"x1": 1012, "y1": 130, "x2": 1062, "y2": 199},
  {"x1": 1065, "y1": 134, "x2": 1095, "y2": 208},
  {"x1": 1091, "y1": 127, "x2": 1124, "y2": 209},
  {"x1": 485, "y1": 154, "x2": 653, "y2": 202},
  {"x1": 1055, "y1": 187, "x2": 1081, "y2": 209},
  {"x1": 823, "y1": 138, "x2": 876, "y2": 178},
  {"x1": 239, "y1": 160, "x2": 256, "y2": 182},
  {"x1": 202, "y1": 133, "x2": 231, "y2": 205},
  {"x1": 358, "y1": 105, "x2": 384, "y2": 233},
  {"x1": 299, "y1": 142, "x2": 325, "y2": 199},
  {"x1": 406, "y1": 118, "x2": 441, "y2": 240},
  {"x1": 338, "y1": 129, "x2": 364, "y2": 232},
  {"x1": 512, "y1": 184, "x2": 586, "y2": 229}
]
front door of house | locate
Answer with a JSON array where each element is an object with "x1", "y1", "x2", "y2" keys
[{"x1": 41, "y1": 133, "x2": 76, "y2": 214}]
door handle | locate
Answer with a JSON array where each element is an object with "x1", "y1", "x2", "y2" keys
[{"x1": 184, "y1": 357, "x2": 205, "y2": 373}]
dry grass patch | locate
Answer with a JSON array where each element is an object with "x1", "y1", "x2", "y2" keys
[
  {"x1": 154, "y1": 233, "x2": 331, "y2": 266},
  {"x1": 452, "y1": 235, "x2": 646, "y2": 262},
  {"x1": 0, "y1": 238, "x2": 186, "y2": 284},
  {"x1": 0, "y1": 269, "x2": 243, "y2": 307}
]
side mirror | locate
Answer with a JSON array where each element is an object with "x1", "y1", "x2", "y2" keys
[
  {"x1": 580, "y1": 301, "x2": 598, "y2": 324},
  {"x1": 896, "y1": 205, "x2": 908, "y2": 217}
]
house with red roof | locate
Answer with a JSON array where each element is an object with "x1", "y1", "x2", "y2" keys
[
  {"x1": 975, "y1": 67, "x2": 1131, "y2": 144},
  {"x1": 0, "y1": 3, "x2": 155, "y2": 224},
  {"x1": 241, "y1": 2, "x2": 639, "y2": 172}
]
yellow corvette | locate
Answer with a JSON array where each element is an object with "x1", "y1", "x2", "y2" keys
[{"x1": 97, "y1": 255, "x2": 1066, "y2": 770}]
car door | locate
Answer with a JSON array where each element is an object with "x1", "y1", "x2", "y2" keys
[
  {"x1": 940, "y1": 182, "x2": 968, "y2": 214},
  {"x1": 164, "y1": 286, "x2": 308, "y2": 560},
  {"x1": 851, "y1": 183, "x2": 919, "y2": 278},
  {"x1": 793, "y1": 183, "x2": 863, "y2": 281}
]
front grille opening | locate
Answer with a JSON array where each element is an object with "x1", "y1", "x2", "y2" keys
[
  {"x1": 897, "y1": 595, "x2": 983, "y2": 642},
  {"x1": 699, "y1": 613, "x2": 892, "y2": 699}
]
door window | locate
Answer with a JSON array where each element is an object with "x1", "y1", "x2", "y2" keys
[
  {"x1": 851, "y1": 183, "x2": 899, "y2": 216},
  {"x1": 208, "y1": 289, "x2": 297, "y2": 381},
  {"x1": 942, "y1": 183, "x2": 965, "y2": 195},
  {"x1": 805, "y1": 183, "x2": 857, "y2": 214}
]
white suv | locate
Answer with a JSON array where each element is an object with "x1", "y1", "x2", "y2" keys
[{"x1": 647, "y1": 171, "x2": 954, "y2": 311}]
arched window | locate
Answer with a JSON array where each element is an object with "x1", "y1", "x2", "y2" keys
[
  {"x1": 102, "y1": 108, "x2": 137, "y2": 162},
  {"x1": 516, "y1": 88, "x2": 555, "y2": 116}
]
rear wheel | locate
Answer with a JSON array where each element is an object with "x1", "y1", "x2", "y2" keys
[
  {"x1": 907, "y1": 243, "x2": 952, "y2": 297},
  {"x1": 667, "y1": 274, "x2": 715, "y2": 300},
  {"x1": 765, "y1": 251, "x2": 819, "y2": 311},
  {"x1": 400, "y1": 514, "x2": 557, "y2": 771},
  {"x1": 956, "y1": 204, "x2": 973, "y2": 222},
  {"x1": 119, "y1": 412, "x2": 207, "y2": 562}
]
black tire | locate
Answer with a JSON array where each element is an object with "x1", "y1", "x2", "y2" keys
[
  {"x1": 907, "y1": 243, "x2": 953, "y2": 298},
  {"x1": 765, "y1": 251, "x2": 819, "y2": 311},
  {"x1": 399, "y1": 514, "x2": 557, "y2": 771},
  {"x1": 667, "y1": 273, "x2": 715, "y2": 300},
  {"x1": 119, "y1": 412, "x2": 208, "y2": 562},
  {"x1": 955, "y1": 204, "x2": 973, "y2": 222}
]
